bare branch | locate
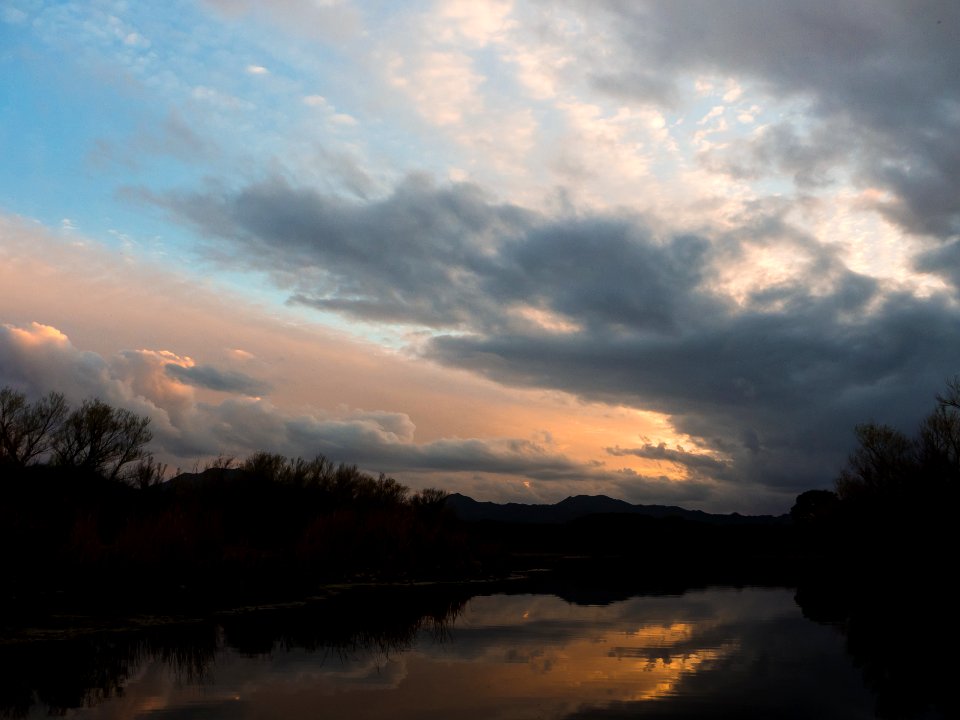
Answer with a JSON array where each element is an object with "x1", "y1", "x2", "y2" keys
[{"x1": 0, "y1": 388, "x2": 68, "y2": 466}]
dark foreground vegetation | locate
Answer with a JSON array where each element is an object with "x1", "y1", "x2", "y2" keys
[
  {"x1": 1, "y1": 459, "x2": 466, "y2": 610},
  {"x1": 0, "y1": 387, "x2": 467, "y2": 608},
  {"x1": 789, "y1": 378, "x2": 960, "y2": 583},
  {"x1": 788, "y1": 382, "x2": 960, "y2": 719}
]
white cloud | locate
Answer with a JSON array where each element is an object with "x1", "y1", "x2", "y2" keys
[
  {"x1": 387, "y1": 50, "x2": 485, "y2": 127},
  {"x1": 722, "y1": 80, "x2": 743, "y2": 103},
  {"x1": 431, "y1": 0, "x2": 515, "y2": 47},
  {"x1": 507, "y1": 48, "x2": 568, "y2": 100}
]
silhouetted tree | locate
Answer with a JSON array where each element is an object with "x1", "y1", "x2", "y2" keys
[
  {"x1": 370, "y1": 473, "x2": 409, "y2": 506},
  {"x1": 52, "y1": 399, "x2": 152, "y2": 481},
  {"x1": 278, "y1": 454, "x2": 337, "y2": 488},
  {"x1": 836, "y1": 378, "x2": 960, "y2": 507},
  {"x1": 412, "y1": 487, "x2": 448, "y2": 508},
  {"x1": 790, "y1": 489, "x2": 839, "y2": 526},
  {"x1": 204, "y1": 453, "x2": 235, "y2": 471},
  {"x1": 0, "y1": 387, "x2": 67, "y2": 466},
  {"x1": 289, "y1": 454, "x2": 335, "y2": 486},
  {"x1": 916, "y1": 379, "x2": 960, "y2": 489},
  {"x1": 835, "y1": 423, "x2": 916, "y2": 503},
  {"x1": 241, "y1": 450, "x2": 288, "y2": 482},
  {"x1": 129, "y1": 454, "x2": 167, "y2": 489}
]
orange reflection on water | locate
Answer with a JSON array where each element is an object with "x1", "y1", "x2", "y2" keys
[
  {"x1": 626, "y1": 621, "x2": 695, "y2": 646},
  {"x1": 463, "y1": 626, "x2": 734, "y2": 707},
  {"x1": 68, "y1": 594, "x2": 748, "y2": 720},
  {"x1": 246, "y1": 601, "x2": 735, "y2": 720}
]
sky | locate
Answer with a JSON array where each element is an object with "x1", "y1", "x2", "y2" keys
[{"x1": 1, "y1": 0, "x2": 959, "y2": 513}]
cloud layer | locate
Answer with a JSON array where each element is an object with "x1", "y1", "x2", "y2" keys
[
  {"x1": 2, "y1": 320, "x2": 714, "y2": 506},
  {"x1": 4, "y1": 1, "x2": 959, "y2": 512},
  {"x1": 585, "y1": 0, "x2": 960, "y2": 240},
  {"x1": 155, "y1": 171, "x2": 960, "y2": 503}
]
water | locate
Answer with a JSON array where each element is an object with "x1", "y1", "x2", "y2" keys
[{"x1": 0, "y1": 586, "x2": 932, "y2": 718}]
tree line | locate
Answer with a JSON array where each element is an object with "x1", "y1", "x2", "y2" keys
[
  {"x1": 793, "y1": 377, "x2": 960, "y2": 526},
  {"x1": 0, "y1": 385, "x2": 466, "y2": 605},
  {"x1": 4, "y1": 377, "x2": 957, "y2": 608},
  {"x1": 11, "y1": 375, "x2": 959, "y2": 518}
]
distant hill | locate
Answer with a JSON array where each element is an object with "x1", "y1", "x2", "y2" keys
[
  {"x1": 159, "y1": 475, "x2": 788, "y2": 526},
  {"x1": 445, "y1": 493, "x2": 788, "y2": 526},
  {"x1": 165, "y1": 466, "x2": 246, "y2": 489}
]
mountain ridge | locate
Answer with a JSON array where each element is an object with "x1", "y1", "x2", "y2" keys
[
  {"x1": 160, "y1": 472, "x2": 788, "y2": 526},
  {"x1": 445, "y1": 492, "x2": 788, "y2": 526}
]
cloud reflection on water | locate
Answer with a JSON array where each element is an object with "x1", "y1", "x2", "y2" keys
[{"x1": 16, "y1": 587, "x2": 878, "y2": 720}]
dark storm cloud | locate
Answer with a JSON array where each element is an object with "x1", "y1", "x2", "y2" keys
[
  {"x1": 493, "y1": 223, "x2": 714, "y2": 334},
  {"x1": 164, "y1": 362, "x2": 271, "y2": 395},
  {"x1": 158, "y1": 174, "x2": 960, "y2": 509},
  {"x1": 431, "y1": 286, "x2": 960, "y2": 498},
  {"x1": 161, "y1": 174, "x2": 528, "y2": 329},
  {"x1": 913, "y1": 240, "x2": 960, "y2": 287},
  {"x1": 699, "y1": 122, "x2": 852, "y2": 188},
  {"x1": 588, "y1": 0, "x2": 960, "y2": 239},
  {"x1": 160, "y1": 176, "x2": 721, "y2": 334}
]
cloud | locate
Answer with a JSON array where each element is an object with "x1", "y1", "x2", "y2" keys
[
  {"x1": 156, "y1": 175, "x2": 716, "y2": 335},
  {"x1": 386, "y1": 50, "x2": 486, "y2": 127},
  {"x1": 430, "y1": 0, "x2": 515, "y2": 48},
  {"x1": 155, "y1": 174, "x2": 531, "y2": 329},
  {"x1": 3, "y1": 217, "x2": 715, "y2": 505},
  {"x1": 608, "y1": 443, "x2": 731, "y2": 481},
  {"x1": 0, "y1": 322, "x2": 120, "y2": 404},
  {"x1": 11, "y1": 1, "x2": 960, "y2": 514},
  {"x1": 164, "y1": 362, "x2": 271, "y2": 396},
  {"x1": 699, "y1": 122, "x2": 852, "y2": 188},
  {"x1": 580, "y1": 0, "x2": 960, "y2": 240},
  {"x1": 429, "y1": 285, "x2": 960, "y2": 497},
  {"x1": 153, "y1": 173, "x2": 960, "y2": 504},
  {"x1": 913, "y1": 240, "x2": 960, "y2": 288},
  {"x1": 0, "y1": 321, "x2": 655, "y2": 496}
]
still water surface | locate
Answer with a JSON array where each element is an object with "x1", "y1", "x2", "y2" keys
[{"x1": 11, "y1": 587, "x2": 884, "y2": 719}]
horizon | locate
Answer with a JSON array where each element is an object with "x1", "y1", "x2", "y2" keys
[
  {"x1": 155, "y1": 461, "x2": 784, "y2": 514},
  {"x1": 445, "y1": 490, "x2": 786, "y2": 517},
  {"x1": 2, "y1": 2, "x2": 959, "y2": 515}
]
